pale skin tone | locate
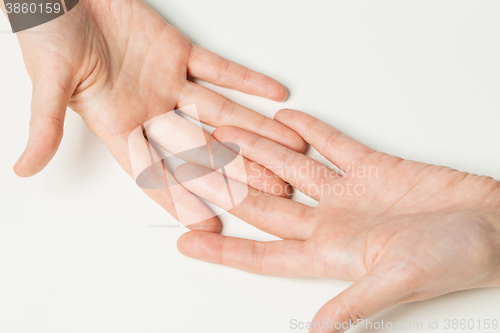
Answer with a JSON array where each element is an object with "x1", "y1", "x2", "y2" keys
[
  {"x1": 3, "y1": 1, "x2": 500, "y2": 331},
  {"x1": 1, "y1": 0, "x2": 306, "y2": 231},
  {"x1": 176, "y1": 109, "x2": 500, "y2": 333}
]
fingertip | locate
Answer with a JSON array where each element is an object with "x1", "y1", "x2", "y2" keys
[
  {"x1": 13, "y1": 126, "x2": 62, "y2": 177},
  {"x1": 273, "y1": 110, "x2": 306, "y2": 152},
  {"x1": 177, "y1": 232, "x2": 196, "y2": 257},
  {"x1": 212, "y1": 126, "x2": 238, "y2": 143},
  {"x1": 186, "y1": 219, "x2": 222, "y2": 234},
  {"x1": 177, "y1": 231, "x2": 219, "y2": 259},
  {"x1": 13, "y1": 159, "x2": 36, "y2": 178},
  {"x1": 13, "y1": 151, "x2": 44, "y2": 177},
  {"x1": 274, "y1": 108, "x2": 300, "y2": 124},
  {"x1": 269, "y1": 84, "x2": 288, "y2": 102},
  {"x1": 265, "y1": 181, "x2": 293, "y2": 198},
  {"x1": 289, "y1": 131, "x2": 307, "y2": 153},
  {"x1": 172, "y1": 163, "x2": 190, "y2": 182}
]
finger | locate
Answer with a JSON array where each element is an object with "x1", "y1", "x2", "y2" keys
[
  {"x1": 125, "y1": 127, "x2": 221, "y2": 232},
  {"x1": 14, "y1": 75, "x2": 73, "y2": 177},
  {"x1": 177, "y1": 81, "x2": 306, "y2": 152},
  {"x1": 177, "y1": 231, "x2": 316, "y2": 277},
  {"x1": 213, "y1": 126, "x2": 343, "y2": 201},
  {"x1": 175, "y1": 163, "x2": 315, "y2": 239},
  {"x1": 143, "y1": 109, "x2": 289, "y2": 197},
  {"x1": 187, "y1": 44, "x2": 288, "y2": 102},
  {"x1": 309, "y1": 262, "x2": 417, "y2": 333},
  {"x1": 275, "y1": 109, "x2": 375, "y2": 173}
]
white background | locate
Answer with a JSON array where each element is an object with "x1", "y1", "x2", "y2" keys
[{"x1": 1, "y1": 1, "x2": 500, "y2": 332}]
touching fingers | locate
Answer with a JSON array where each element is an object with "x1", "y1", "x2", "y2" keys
[
  {"x1": 187, "y1": 44, "x2": 288, "y2": 102},
  {"x1": 177, "y1": 81, "x2": 306, "y2": 152},
  {"x1": 143, "y1": 108, "x2": 290, "y2": 197},
  {"x1": 177, "y1": 231, "x2": 316, "y2": 277},
  {"x1": 275, "y1": 109, "x2": 375, "y2": 172},
  {"x1": 213, "y1": 126, "x2": 342, "y2": 201},
  {"x1": 174, "y1": 163, "x2": 315, "y2": 239}
]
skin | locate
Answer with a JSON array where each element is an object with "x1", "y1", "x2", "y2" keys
[
  {"x1": 4, "y1": 1, "x2": 499, "y2": 329},
  {"x1": 2, "y1": 0, "x2": 306, "y2": 231},
  {"x1": 176, "y1": 109, "x2": 500, "y2": 333}
]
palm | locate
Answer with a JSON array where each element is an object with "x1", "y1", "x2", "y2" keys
[
  {"x1": 12, "y1": 0, "x2": 305, "y2": 230},
  {"x1": 311, "y1": 155, "x2": 499, "y2": 285},
  {"x1": 177, "y1": 109, "x2": 500, "y2": 332},
  {"x1": 65, "y1": 1, "x2": 185, "y2": 130},
  {"x1": 67, "y1": 0, "x2": 193, "y2": 167}
]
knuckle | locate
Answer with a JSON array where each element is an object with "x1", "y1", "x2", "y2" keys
[
  {"x1": 217, "y1": 58, "x2": 231, "y2": 83},
  {"x1": 251, "y1": 241, "x2": 267, "y2": 273},
  {"x1": 218, "y1": 99, "x2": 236, "y2": 123},
  {"x1": 321, "y1": 130, "x2": 341, "y2": 152},
  {"x1": 337, "y1": 294, "x2": 364, "y2": 323}
]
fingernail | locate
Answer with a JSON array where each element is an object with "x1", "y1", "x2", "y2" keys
[{"x1": 282, "y1": 88, "x2": 289, "y2": 102}]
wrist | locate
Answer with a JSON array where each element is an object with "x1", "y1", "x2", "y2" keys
[{"x1": 478, "y1": 202, "x2": 500, "y2": 288}]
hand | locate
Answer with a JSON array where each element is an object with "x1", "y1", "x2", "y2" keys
[
  {"x1": 176, "y1": 109, "x2": 500, "y2": 332},
  {"x1": 6, "y1": 0, "x2": 305, "y2": 230}
]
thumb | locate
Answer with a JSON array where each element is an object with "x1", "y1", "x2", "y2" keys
[
  {"x1": 14, "y1": 74, "x2": 73, "y2": 177},
  {"x1": 309, "y1": 260, "x2": 419, "y2": 333}
]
